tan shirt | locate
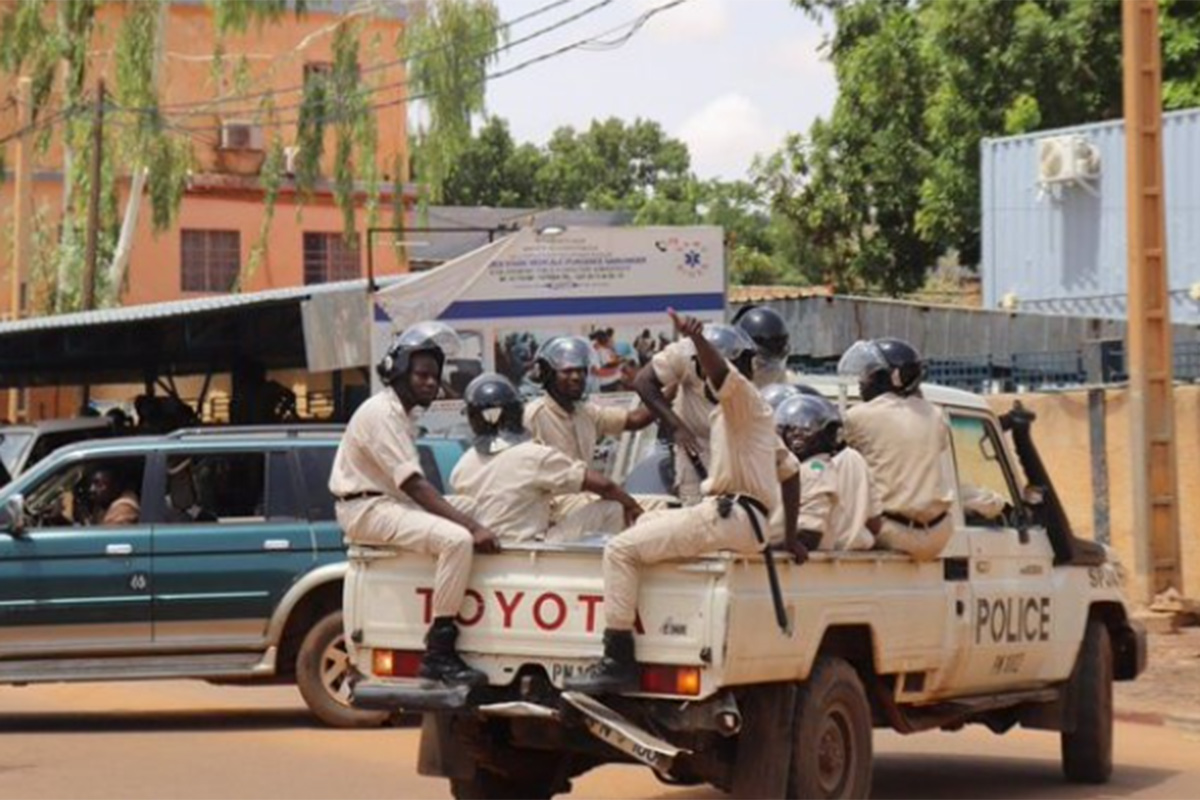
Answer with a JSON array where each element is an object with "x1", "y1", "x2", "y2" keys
[
  {"x1": 791, "y1": 450, "x2": 878, "y2": 550},
  {"x1": 845, "y1": 393, "x2": 954, "y2": 522},
  {"x1": 703, "y1": 367, "x2": 800, "y2": 515},
  {"x1": 450, "y1": 440, "x2": 587, "y2": 542},
  {"x1": 651, "y1": 340, "x2": 714, "y2": 457},
  {"x1": 524, "y1": 395, "x2": 628, "y2": 464},
  {"x1": 328, "y1": 390, "x2": 424, "y2": 508},
  {"x1": 98, "y1": 492, "x2": 140, "y2": 526}
]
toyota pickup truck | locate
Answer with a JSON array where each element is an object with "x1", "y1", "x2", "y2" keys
[{"x1": 343, "y1": 380, "x2": 1146, "y2": 799}]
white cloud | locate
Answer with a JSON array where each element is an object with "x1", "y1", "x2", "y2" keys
[
  {"x1": 637, "y1": 0, "x2": 728, "y2": 43},
  {"x1": 677, "y1": 93, "x2": 784, "y2": 180},
  {"x1": 769, "y1": 31, "x2": 831, "y2": 81}
]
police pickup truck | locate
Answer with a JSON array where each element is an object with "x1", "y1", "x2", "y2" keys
[{"x1": 343, "y1": 380, "x2": 1146, "y2": 799}]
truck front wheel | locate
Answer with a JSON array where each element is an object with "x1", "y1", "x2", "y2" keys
[
  {"x1": 789, "y1": 658, "x2": 873, "y2": 799},
  {"x1": 1061, "y1": 620, "x2": 1113, "y2": 784},
  {"x1": 296, "y1": 610, "x2": 390, "y2": 729}
]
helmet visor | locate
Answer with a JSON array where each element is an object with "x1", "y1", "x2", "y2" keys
[
  {"x1": 836, "y1": 340, "x2": 888, "y2": 381},
  {"x1": 537, "y1": 336, "x2": 593, "y2": 372},
  {"x1": 395, "y1": 321, "x2": 462, "y2": 360}
]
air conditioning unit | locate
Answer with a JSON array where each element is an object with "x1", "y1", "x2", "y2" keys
[
  {"x1": 219, "y1": 120, "x2": 264, "y2": 151},
  {"x1": 1037, "y1": 135, "x2": 1101, "y2": 185}
]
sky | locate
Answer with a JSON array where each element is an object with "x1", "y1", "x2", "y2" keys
[{"x1": 480, "y1": 0, "x2": 838, "y2": 182}]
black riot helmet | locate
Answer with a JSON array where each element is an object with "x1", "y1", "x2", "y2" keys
[
  {"x1": 696, "y1": 323, "x2": 757, "y2": 380},
  {"x1": 775, "y1": 394, "x2": 843, "y2": 461},
  {"x1": 733, "y1": 305, "x2": 790, "y2": 363},
  {"x1": 760, "y1": 383, "x2": 803, "y2": 412},
  {"x1": 376, "y1": 321, "x2": 460, "y2": 402},
  {"x1": 464, "y1": 373, "x2": 526, "y2": 439},
  {"x1": 532, "y1": 336, "x2": 594, "y2": 409},
  {"x1": 837, "y1": 337, "x2": 926, "y2": 402}
]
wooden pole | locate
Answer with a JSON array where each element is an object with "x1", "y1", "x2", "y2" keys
[
  {"x1": 8, "y1": 76, "x2": 34, "y2": 421},
  {"x1": 82, "y1": 79, "x2": 105, "y2": 312},
  {"x1": 1122, "y1": 0, "x2": 1183, "y2": 603}
]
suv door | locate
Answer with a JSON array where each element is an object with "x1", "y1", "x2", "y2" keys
[
  {"x1": 947, "y1": 411, "x2": 1056, "y2": 692},
  {"x1": 148, "y1": 447, "x2": 315, "y2": 646},
  {"x1": 0, "y1": 454, "x2": 152, "y2": 654}
]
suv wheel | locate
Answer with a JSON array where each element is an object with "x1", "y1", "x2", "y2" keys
[{"x1": 296, "y1": 610, "x2": 389, "y2": 728}]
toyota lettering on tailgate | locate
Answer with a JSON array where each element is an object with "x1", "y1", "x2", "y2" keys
[{"x1": 414, "y1": 588, "x2": 645, "y2": 633}]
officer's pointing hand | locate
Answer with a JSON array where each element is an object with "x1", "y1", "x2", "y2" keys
[
  {"x1": 667, "y1": 307, "x2": 703, "y2": 338},
  {"x1": 471, "y1": 525, "x2": 501, "y2": 554}
]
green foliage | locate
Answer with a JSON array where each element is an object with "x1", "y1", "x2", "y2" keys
[{"x1": 405, "y1": 0, "x2": 503, "y2": 203}]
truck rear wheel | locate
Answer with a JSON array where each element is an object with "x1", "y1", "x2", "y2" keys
[
  {"x1": 296, "y1": 610, "x2": 389, "y2": 729},
  {"x1": 1061, "y1": 620, "x2": 1113, "y2": 784},
  {"x1": 789, "y1": 658, "x2": 873, "y2": 799}
]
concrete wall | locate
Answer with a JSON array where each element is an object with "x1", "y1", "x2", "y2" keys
[{"x1": 986, "y1": 388, "x2": 1200, "y2": 604}]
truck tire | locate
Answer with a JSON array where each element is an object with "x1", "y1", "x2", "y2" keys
[
  {"x1": 296, "y1": 610, "x2": 389, "y2": 729},
  {"x1": 449, "y1": 770, "x2": 565, "y2": 800},
  {"x1": 789, "y1": 658, "x2": 873, "y2": 800},
  {"x1": 1061, "y1": 620, "x2": 1113, "y2": 784}
]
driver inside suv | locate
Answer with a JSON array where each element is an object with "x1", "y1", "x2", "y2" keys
[{"x1": 88, "y1": 465, "x2": 141, "y2": 526}]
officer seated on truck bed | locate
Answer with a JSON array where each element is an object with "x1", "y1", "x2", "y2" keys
[
  {"x1": 329, "y1": 321, "x2": 500, "y2": 689},
  {"x1": 837, "y1": 338, "x2": 956, "y2": 560},
  {"x1": 566, "y1": 310, "x2": 803, "y2": 696},
  {"x1": 451, "y1": 373, "x2": 643, "y2": 544}
]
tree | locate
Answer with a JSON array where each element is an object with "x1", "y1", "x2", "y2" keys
[
  {"x1": 442, "y1": 116, "x2": 545, "y2": 207},
  {"x1": 405, "y1": 0, "x2": 503, "y2": 204}
]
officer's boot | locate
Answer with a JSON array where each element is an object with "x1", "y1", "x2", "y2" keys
[
  {"x1": 564, "y1": 629, "x2": 639, "y2": 695},
  {"x1": 417, "y1": 617, "x2": 487, "y2": 688}
]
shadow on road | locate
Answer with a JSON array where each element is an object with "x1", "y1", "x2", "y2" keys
[
  {"x1": 0, "y1": 708, "x2": 420, "y2": 735},
  {"x1": 870, "y1": 752, "x2": 1179, "y2": 800}
]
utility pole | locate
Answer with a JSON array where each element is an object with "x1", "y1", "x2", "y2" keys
[
  {"x1": 82, "y1": 79, "x2": 105, "y2": 312},
  {"x1": 8, "y1": 76, "x2": 34, "y2": 422},
  {"x1": 1122, "y1": 0, "x2": 1183, "y2": 603}
]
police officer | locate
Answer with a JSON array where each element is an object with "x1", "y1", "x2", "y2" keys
[
  {"x1": 451, "y1": 373, "x2": 643, "y2": 543},
  {"x1": 329, "y1": 321, "x2": 500, "y2": 688},
  {"x1": 837, "y1": 338, "x2": 955, "y2": 560},
  {"x1": 525, "y1": 336, "x2": 656, "y2": 466},
  {"x1": 567, "y1": 310, "x2": 803, "y2": 695},
  {"x1": 773, "y1": 394, "x2": 880, "y2": 551},
  {"x1": 733, "y1": 305, "x2": 791, "y2": 387}
]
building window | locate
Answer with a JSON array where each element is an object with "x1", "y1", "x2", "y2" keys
[
  {"x1": 303, "y1": 232, "x2": 361, "y2": 284},
  {"x1": 181, "y1": 230, "x2": 240, "y2": 292}
]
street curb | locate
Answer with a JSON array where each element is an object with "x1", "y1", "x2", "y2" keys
[{"x1": 1115, "y1": 708, "x2": 1200, "y2": 733}]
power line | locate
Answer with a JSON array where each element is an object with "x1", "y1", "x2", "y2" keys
[{"x1": 154, "y1": 0, "x2": 607, "y2": 116}]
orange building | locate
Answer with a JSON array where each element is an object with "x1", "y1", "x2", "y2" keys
[{"x1": 0, "y1": 2, "x2": 415, "y2": 420}]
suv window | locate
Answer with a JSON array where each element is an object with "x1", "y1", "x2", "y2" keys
[
  {"x1": 23, "y1": 455, "x2": 147, "y2": 528},
  {"x1": 297, "y1": 446, "x2": 337, "y2": 521},
  {"x1": 948, "y1": 414, "x2": 1019, "y2": 528},
  {"x1": 165, "y1": 451, "x2": 297, "y2": 523}
]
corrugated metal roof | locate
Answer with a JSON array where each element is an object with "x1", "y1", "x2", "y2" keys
[
  {"x1": 0, "y1": 275, "x2": 410, "y2": 335},
  {"x1": 729, "y1": 285, "x2": 833, "y2": 303}
]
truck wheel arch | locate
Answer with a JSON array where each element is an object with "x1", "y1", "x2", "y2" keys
[
  {"x1": 273, "y1": 574, "x2": 345, "y2": 678},
  {"x1": 1087, "y1": 602, "x2": 1143, "y2": 682}
]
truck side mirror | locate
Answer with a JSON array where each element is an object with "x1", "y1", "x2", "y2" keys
[{"x1": 0, "y1": 494, "x2": 26, "y2": 537}]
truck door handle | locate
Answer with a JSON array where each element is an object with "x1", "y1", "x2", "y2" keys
[
  {"x1": 263, "y1": 539, "x2": 291, "y2": 551},
  {"x1": 105, "y1": 544, "x2": 133, "y2": 556}
]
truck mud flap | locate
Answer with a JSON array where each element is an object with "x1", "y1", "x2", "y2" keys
[
  {"x1": 560, "y1": 691, "x2": 689, "y2": 775},
  {"x1": 351, "y1": 680, "x2": 469, "y2": 712}
]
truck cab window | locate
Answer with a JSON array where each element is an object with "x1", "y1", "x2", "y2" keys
[{"x1": 948, "y1": 415, "x2": 1019, "y2": 529}]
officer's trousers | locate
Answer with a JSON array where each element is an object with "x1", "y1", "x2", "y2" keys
[
  {"x1": 876, "y1": 514, "x2": 953, "y2": 561},
  {"x1": 337, "y1": 496, "x2": 474, "y2": 619},
  {"x1": 602, "y1": 497, "x2": 760, "y2": 630}
]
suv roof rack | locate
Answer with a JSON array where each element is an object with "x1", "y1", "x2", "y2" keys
[{"x1": 166, "y1": 424, "x2": 345, "y2": 439}]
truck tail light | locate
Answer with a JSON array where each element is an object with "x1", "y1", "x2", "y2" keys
[
  {"x1": 372, "y1": 649, "x2": 423, "y2": 678},
  {"x1": 639, "y1": 664, "x2": 701, "y2": 697}
]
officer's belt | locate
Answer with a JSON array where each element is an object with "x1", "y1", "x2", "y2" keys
[
  {"x1": 336, "y1": 491, "x2": 384, "y2": 503},
  {"x1": 716, "y1": 493, "x2": 769, "y2": 523},
  {"x1": 882, "y1": 510, "x2": 948, "y2": 529}
]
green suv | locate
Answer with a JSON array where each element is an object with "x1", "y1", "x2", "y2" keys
[{"x1": 0, "y1": 426, "x2": 466, "y2": 727}]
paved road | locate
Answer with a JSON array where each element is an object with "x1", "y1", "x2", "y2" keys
[{"x1": 0, "y1": 681, "x2": 1197, "y2": 799}]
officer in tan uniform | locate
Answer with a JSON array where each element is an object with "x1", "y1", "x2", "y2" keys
[
  {"x1": 567, "y1": 310, "x2": 803, "y2": 695},
  {"x1": 838, "y1": 338, "x2": 956, "y2": 560},
  {"x1": 733, "y1": 305, "x2": 792, "y2": 387},
  {"x1": 452, "y1": 374, "x2": 643, "y2": 543},
  {"x1": 329, "y1": 321, "x2": 499, "y2": 688},
  {"x1": 772, "y1": 394, "x2": 880, "y2": 551}
]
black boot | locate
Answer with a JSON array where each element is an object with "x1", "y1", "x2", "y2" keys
[
  {"x1": 417, "y1": 617, "x2": 487, "y2": 688},
  {"x1": 564, "y1": 629, "x2": 640, "y2": 695}
]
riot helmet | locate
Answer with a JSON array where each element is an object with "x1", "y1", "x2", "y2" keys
[
  {"x1": 532, "y1": 336, "x2": 595, "y2": 409},
  {"x1": 760, "y1": 383, "x2": 803, "y2": 412},
  {"x1": 377, "y1": 321, "x2": 460, "y2": 407},
  {"x1": 775, "y1": 394, "x2": 842, "y2": 461},
  {"x1": 734, "y1": 305, "x2": 790, "y2": 364},
  {"x1": 693, "y1": 323, "x2": 757, "y2": 380},
  {"x1": 464, "y1": 373, "x2": 526, "y2": 441},
  {"x1": 837, "y1": 338, "x2": 925, "y2": 402}
]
